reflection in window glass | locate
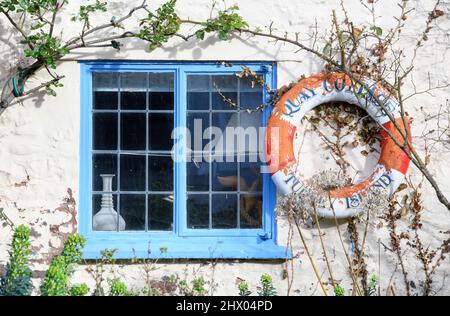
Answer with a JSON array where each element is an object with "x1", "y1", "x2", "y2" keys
[
  {"x1": 149, "y1": 73, "x2": 174, "y2": 110},
  {"x1": 121, "y1": 73, "x2": 146, "y2": 110},
  {"x1": 93, "y1": 72, "x2": 118, "y2": 109}
]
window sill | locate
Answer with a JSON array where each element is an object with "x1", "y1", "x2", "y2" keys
[{"x1": 82, "y1": 236, "x2": 291, "y2": 260}]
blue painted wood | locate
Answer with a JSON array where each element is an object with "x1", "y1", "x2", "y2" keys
[{"x1": 79, "y1": 61, "x2": 290, "y2": 259}]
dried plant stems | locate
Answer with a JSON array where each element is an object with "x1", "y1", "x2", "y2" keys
[
  {"x1": 313, "y1": 209, "x2": 336, "y2": 288},
  {"x1": 292, "y1": 216, "x2": 329, "y2": 296},
  {"x1": 328, "y1": 195, "x2": 363, "y2": 296}
]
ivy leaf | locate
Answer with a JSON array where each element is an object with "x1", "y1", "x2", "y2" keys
[{"x1": 195, "y1": 30, "x2": 205, "y2": 40}]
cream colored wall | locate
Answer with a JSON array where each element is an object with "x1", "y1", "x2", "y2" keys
[{"x1": 0, "y1": 0, "x2": 449, "y2": 295}]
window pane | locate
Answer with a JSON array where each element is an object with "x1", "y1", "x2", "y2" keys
[
  {"x1": 120, "y1": 154, "x2": 146, "y2": 191},
  {"x1": 148, "y1": 194, "x2": 173, "y2": 231},
  {"x1": 93, "y1": 113, "x2": 117, "y2": 150},
  {"x1": 239, "y1": 161, "x2": 262, "y2": 192},
  {"x1": 148, "y1": 155, "x2": 173, "y2": 191},
  {"x1": 119, "y1": 194, "x2": 145, "y2": 231},
  {"x1": 187, "y1": 161, "x2": 209, "y2": 192},
  {"x1": 240, "y1": 194, "x2": 262, "y2": 228},
  {"x1": 240, "y1": 77, "x2": 263, "y2": 110},
  {"x1": 121, "y1": 73, "x2": 146, "y2": 110},
  {"x1": 149, "y1": 73, "x2": 174, "y2": 110},
  {"x1": 212, "y1": 75, "x2": 238, "y2": 110},
  {"x1": 148, "y1": 113, "x2": 173, "y2": 150},
  {"x1": 212, "y1": 161, "x2": 238, "y2": 192},
  {"x1": 187, "y1": 75, "x2": 209, "y2": 110},
  {"x1": 93, "y1": 154, "x2": 117, "y2": 191},
  {"x1": 212, "y1": 194, "x2": 237, "y2": 229},
  {"x1": 92, "y1": 194, "x2": 118, "y2": 231},
  {"x1": 93, "y1": 72, "x2": 118, "y2": 109},
  {"x1": 187, "y1": 194, "x2": 209, "y2": 229},
  {"x1": 121, "y1": 113, "x2": 146, "y2": 150},
  {"x1": 187, "y1": 112, "x2": 209, "y2": 154}
]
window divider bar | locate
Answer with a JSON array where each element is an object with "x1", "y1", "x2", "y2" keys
[
  {"x1": 208, "y1": 75, "x2": 212, "y2": 230},
  {"x1": 237, "y1": 77, "x2": 241, "y2": 229},
  {"x1": 145, "y1": 72, "x2": 149, "y2": 232},
  {"x1": 117, "y1": 73, "x2": 122, "y2": 232}
]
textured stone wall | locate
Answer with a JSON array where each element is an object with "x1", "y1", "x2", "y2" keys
[{"x1": 0, "y1": 0, "x2": 449, "y2": 295}]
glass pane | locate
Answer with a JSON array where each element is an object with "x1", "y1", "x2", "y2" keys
[
  {"x1": 212, "y1": 161, "x2": 238, "y2": 192},
  {"x1": 239, "y1": 161, "x2": 262, "y2": 192},
  {"x1": 93, "y1": 72, "x2": 118, "y2": 110},
  {"x1": 187, "y1": 112, "x2": 209, "y2": 154},
  {"x1": 187, "y1": 161, "x2": 209, "y2": 191},
  {"x1": 149, "y1": 92, "x2": 174, "y2": 111},
  {"x1": 240, "y1": 194, "x2": 262, "y2": 228},
  {"x1": 93, "y1": 113, "x2": 117, "y2": 150},
  {"x1": 121, "y1": 73, "x2": 146, "y2": 110},
  {"x1": 187, "y1": 75, "x2": 209, "y2": 110},
  {"x1": 120, "y1": 154, "x2": 146, "y2": 191},
  {"x1": 121, "y1": 113, "x2": 146, "y2": 150},
  {"x1": 119, "y1": 194, "x2": 145, "y2": 231},
  {"x1": 212, "y1": 194, "x2": 237, "y2": 229},
  {"x1": 211, "y1": 112, "x2": 236, "y2": 160},
  {"x1": 212, "y1": 75, "x2": 238, "y2": 110},
  {"x1": 148, "y1": 194, "x2": 173, "y2": 231},
  {"x1": 149, "y1": 73, "x2": 174, "y2": 110},
  {"x1": 240, "y1": 77, "x2": 263, "y2": 110},
  {"x1": 148, "y1": 113, "x2": 173, "y2": 150},
  {"x1": 212, "y1": 92, "x2": 237, "y2": 111},
  {"x1": 187, "y1": 194, "x2": 209, "y2": 229},
  {"x1": 148, "y1": 155, "x2": 173, "y2": 191},
  {"x1": 241, "y1": 92, "x2": 263, "y2": 110},
  {"x1": 238, "y1": 112, "x2": 262, "y2": 158},
  {"x1": 93, "y1": 154, "x2": 117, "y2": 191},
  {"x1": 92, "y1": 194, "x2": 118, "y2": 231}
]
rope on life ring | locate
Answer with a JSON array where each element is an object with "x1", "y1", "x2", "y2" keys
[{"x1": 265, "y1": 72, "x2": 411, "y2": 219}]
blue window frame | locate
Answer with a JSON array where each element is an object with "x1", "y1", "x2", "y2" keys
[{"x1": 79, "y1": 61, "x2": 288, "y2": 259}]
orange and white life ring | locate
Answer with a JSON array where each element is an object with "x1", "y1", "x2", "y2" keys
[{"x1": 265, "y1": 72, "x2": 411, "y2": 219}]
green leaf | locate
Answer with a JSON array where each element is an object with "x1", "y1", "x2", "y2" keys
[
  {"x1": 370, "y1": 26, "x2": 383, "y2": 36},
  {"x1": 195, "y1": 30, "x2": 205, "y2": 40}
]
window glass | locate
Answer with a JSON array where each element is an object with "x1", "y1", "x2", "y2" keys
[
  {"x1": 186, "y1": 74, "x2": 264, "y2": 229},
  {"x1": 92, "y1": 72, "x2": 175, "y2": 232}
]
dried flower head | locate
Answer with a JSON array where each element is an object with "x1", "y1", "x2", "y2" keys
[
  {"x1": 276, "y1": 169, "x2": 390, "y2": 223},
  {"x1": 276, "y1": 169, "x2": 346, "y2": 222}
]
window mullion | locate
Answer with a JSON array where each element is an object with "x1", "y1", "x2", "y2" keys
[
  {"x1": 145, "y1": 72, "x2": 149, "y2": 232},
  {"x1": 208, "y1": 75, "x2": 213, "y2": 230},
  {"x1": 237, "y1": 77, "x2": 241, "y2": 229},
  {"x1": 117, "y1": 73, "x2": 122, "y2": 232}
]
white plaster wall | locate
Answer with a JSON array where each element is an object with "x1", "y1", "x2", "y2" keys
[{"x1": 0, "y1": 0, "x2": 449, "y2": 295}]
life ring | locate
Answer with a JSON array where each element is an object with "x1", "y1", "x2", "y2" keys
[{"x1": 265, "y1": 72, "x2": 411, "y2": 219}]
